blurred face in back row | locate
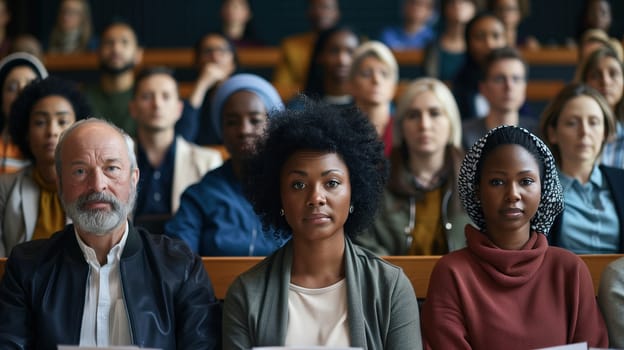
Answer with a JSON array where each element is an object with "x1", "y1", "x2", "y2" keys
[
  {"x1": 469, "y1": 16, "x2": 506, "y2": 64},
  {"x1": 2, "y1": 66, "x2": 39, "y2": 119},
  {"x1": 403, "y1": 0, "x2": 434, "y2": 26},
  {"x1": 130, "y1": 73, "x2": 183, "y2": 132},
  {"x1": 308, "y1": 0, "x2": 340, "y2": 32},
  {"x1": 444, "y1": 0, "x2": 476, "y2": 25},
  {"x1": 349, "y1": 55, "x2": 396, "y2": 108},
  {"x1": 99, "y1": 23, "x2": 143, "y2": 75},
  {"x1": 585, "y1": 55, "x2": 623, "y2": 109},
  {"x1": 318, "y1": 30, "x2": 359, "y2": 86},
  {"x1": 196, "y1": 34, "x2": 236, "y2": 73},
  {"x1": 57, "y1": 0, "x2": 88, "y2": 33},
  {"x1": 480, "y1": 58, "x2": 527, "y2": 115}
]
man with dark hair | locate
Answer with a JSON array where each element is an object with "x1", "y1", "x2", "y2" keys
[
  {"x1": 0, "y1": 118, "x2": 222, "y2": 349},
  {"x1": 130, "y1": 67, "x2": 222, "y2": 232},
  {"x1": 462, "y1": 46, "x2": 537, "y2": 149},
  {"x1": 188, "y1": 32, "x2": 238, "y2": 145},
  {"x1": 84, "y1": 21, "x2": 143, "y2": 134}
]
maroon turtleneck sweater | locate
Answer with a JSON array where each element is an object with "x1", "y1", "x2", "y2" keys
[{"x1": 422, "y1": 225, "x2": 608, "y2": 350}]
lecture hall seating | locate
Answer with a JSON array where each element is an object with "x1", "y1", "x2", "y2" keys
[
  {"x1": 43, "y1": 46, "x2": 578, "y2": 71},
  {"x1": 43, "y1": 46, "x2": 574, "y2": 103},
  {"x1": 0, "y1": 254, "x2": 620, "y2": 299}
]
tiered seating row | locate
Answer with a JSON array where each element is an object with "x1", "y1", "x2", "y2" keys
[
  {"x1": 0, "y1": 254, "x2": 616, "y2": 299},
  {"x1": 43, "y1": 47, "x2": 575, "y2": 103}
]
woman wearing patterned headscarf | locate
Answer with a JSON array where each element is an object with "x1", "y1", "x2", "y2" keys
[{"x1": 421, "y1": 125, "x2": 608, "y2": 349}]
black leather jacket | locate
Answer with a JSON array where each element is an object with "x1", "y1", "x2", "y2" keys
[{"x1": 0, "y1": 223, "x2": 221, "y2": 349}]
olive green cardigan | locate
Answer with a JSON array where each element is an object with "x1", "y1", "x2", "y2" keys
[{"x1": 222, "y1": 237, "x2": 422, "y2": 350}]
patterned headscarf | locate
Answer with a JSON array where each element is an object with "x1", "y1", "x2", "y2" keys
[{"x1": 458, "y1": 125, "x2": 564, "y2": 234}]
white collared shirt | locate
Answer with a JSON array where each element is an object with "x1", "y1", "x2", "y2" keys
[{"x1": 75, "y1": 222, "x2": 132, "y2": 346}]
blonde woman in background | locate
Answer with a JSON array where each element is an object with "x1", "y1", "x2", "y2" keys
[
  {"x1": 355, "y1": 78, "x2": 469, "y2": 255},
  {"x1": 348, "y1": 40, "x2": 398, "y2": 157}
]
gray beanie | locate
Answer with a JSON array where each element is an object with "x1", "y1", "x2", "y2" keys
[{"x1": 0, "y1": 52, "x2": 48, "y2": 87}]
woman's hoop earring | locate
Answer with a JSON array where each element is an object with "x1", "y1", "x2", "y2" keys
[
  {"x1": 279, "y1": 208, "x2": 285, "y2": 216},
  {"x1": 349, "y1": 205, "x2": 354, "y2": 214}
]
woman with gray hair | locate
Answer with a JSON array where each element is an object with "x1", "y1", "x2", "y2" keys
[
  {"x1": 354, "y1": 77, "x2": 469, "y2": 255},
  {"x1": 422, "y1": 125, "x2": 608, "y2": 349}
]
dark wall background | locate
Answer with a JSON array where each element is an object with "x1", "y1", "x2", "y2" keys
[{"x1": 11, "y1": 0, "x2": 624, "y2": 48}]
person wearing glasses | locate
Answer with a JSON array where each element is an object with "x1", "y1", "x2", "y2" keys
[{"x1": 462, "y1": 46, "x2": 537, "y2": 150}]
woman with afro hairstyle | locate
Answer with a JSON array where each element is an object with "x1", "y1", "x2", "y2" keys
[
  {"x1": 0, "y1": 76, "x2": 91, "y2": 256},
  {"x1": 223, "y1": 100, "x2": 422, "y2": 349}
]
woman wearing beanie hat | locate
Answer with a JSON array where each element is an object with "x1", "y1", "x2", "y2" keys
[
  {"x1": 165, "y1": 73, "x2": 285, "y2": 256},
  {"x1": 0, "y1": 52, "x2": 48, "y2": 174}
]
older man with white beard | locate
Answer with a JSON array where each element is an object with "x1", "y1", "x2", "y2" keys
[{"x1": 0, "y1": 118, "x2": 222, "y2": 349}]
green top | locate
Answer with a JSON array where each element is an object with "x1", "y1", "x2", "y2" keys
[
  {"x1": 84, "y1": 84, "x2": 136, "y2": 135},
  {"x1": 223, "y1": 237, "x2": 422, "y2": 350}
]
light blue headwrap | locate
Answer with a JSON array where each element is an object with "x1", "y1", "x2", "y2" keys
[{"x1": 210, "y1": 73, "x2": 284, "y2": 143}]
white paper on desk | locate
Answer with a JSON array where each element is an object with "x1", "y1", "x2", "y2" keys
[
  {"x1": 533, "y1": 342, "x2": 587, "y2": 350},
  {"x1": 58, "y1": 346, "x2": 161, "y2": 350}
]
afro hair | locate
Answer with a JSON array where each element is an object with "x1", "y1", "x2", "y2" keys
[{"x1": 245, "y1": 98, "x2": 388, "y2": 240}]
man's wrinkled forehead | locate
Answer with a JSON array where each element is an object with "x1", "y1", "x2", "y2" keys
[{"x1": 63, "y1": 122, "x2": 130, "y2": 162}]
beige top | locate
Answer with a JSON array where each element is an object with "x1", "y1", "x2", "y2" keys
[{"x1": 285, "y1": 279, "x2": 350, "y2": 347}]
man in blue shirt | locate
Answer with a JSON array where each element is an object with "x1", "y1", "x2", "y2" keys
[{"x1": 379, "y1": 0, "x2": 436, "y2": 50}]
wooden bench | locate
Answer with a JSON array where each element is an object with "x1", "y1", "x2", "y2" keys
[
  {"x1": 44, "y1": 46, "x2": 571, "y2": 105},
  {"x1": 201, "y1": 254, "x2": 623, "y2": 299},
  {"x1": 178, "y1": 79, "x2": 567, "y2": 103},
  {"x1": 44, "y1": 47, "x2": 580, "y2": 84},
  {"x1": 1, "y1": 254, "x2": 616, "y2": 300},
  {"x1": 43, "y1": 47, "x2": 281, "y2": 71},
  {"x1": 43, "y1": 46, "x2": 579, "y2": 72},
  {"x1": 201, "y1": 256, "x2": 444, "y2": 299}
]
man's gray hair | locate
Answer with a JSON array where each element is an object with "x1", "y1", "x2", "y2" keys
[{"x1": 54, "y1": 118, "x2": 137, "y2": 182}]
